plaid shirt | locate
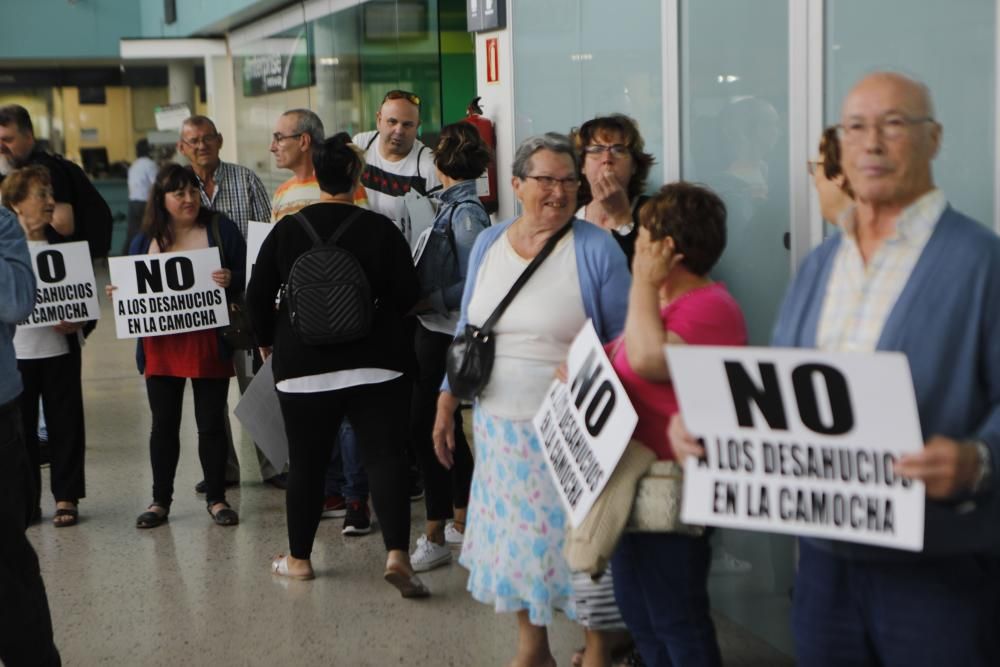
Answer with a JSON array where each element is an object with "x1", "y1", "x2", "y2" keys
[
  {"x1": 195, "y1": 160, "x2": 271, "y2": 239},
  {"x1": 817, "y1": 189, "x2": 945, "y2": 353}
]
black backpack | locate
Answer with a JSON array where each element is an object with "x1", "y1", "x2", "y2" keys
[
  {"x1": 285, "y1": 209, "x2": 373, "y2": 345},
  {"x1": 50, "y1": 154, "x2": 114, "y2": 259}
]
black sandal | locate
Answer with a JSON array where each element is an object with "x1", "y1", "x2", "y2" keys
[
  {"x1": 53, "y1": 504, "x2": 79, "y2": 528},
  {"x1": 208, "y1": 501, "x2": 239, "y2": 526},
  {"x1": 136, "y1": 503, "x2": 169, "y2": 529}
]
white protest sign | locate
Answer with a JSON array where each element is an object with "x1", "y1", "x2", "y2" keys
[
  {"x1": 18, "y1": 241, "x2": 100, "y2": 329},
  {"x1": 668, "y1": 346, "x2": 925, "y2": 552},
  {"x1": 108, "y1": 248, "x2": 229, "y2": 339},
  {"x1": 245, "y1": 221, "x2": 273, "y2": 289},
  {"x1": 533, "y1": 321, "x2": 638, "y2": 528}
]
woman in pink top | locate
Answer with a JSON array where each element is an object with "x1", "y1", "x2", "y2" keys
[{"x1": 610, "y1": 182, "x2": 747, "y2": 666}]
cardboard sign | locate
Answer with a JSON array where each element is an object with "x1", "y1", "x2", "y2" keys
[
  {"x1": 233, "y1": 356, "x2": 288, "y2": 470},
  {"x1": 533, "y1": 321, "x2": 638, "y2": 527},
  {"x1": 245, "y1": 221, "x2": 273, "y2": 289},
  {"x1": 108, "y1": 248, "x2": 229, "y2": 339},
  {"x1": 18, "y1": 241, "x2": 100, "y2": 329},
  {"x1": 668, "y1": 346, "x2": 926, "y2": 552}
]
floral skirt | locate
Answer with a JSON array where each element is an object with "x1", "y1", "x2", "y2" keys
[{"x1": 459, "y1": 406, "x2": 576, "y2": 626}]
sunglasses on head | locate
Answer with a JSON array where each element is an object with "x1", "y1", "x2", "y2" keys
[{"x1": 382, "y1": 90, "x2": 421, "y2": 107}]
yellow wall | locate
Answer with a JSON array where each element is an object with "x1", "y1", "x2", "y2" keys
[
  {"x1": 61, "y1": 86, "x2": 135, "y2": 165},
  {"x1": 1, "y1": 86, "x2": 174, "y2": 166}
]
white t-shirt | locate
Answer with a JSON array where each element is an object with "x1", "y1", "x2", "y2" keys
[
  {"x1": 467, "y1": 230, "x2": 585, "y2": 419},
  {"x1": 352, "y1": 130, "x2": 440, "y2": 225},
  {"x1": 128, "y1": 156, "x2": 158, "y2": 202},
  {"x1": 14, "y1": 241, "x2": 71, "y2": 360}
]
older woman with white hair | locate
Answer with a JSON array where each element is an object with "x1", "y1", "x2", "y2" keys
[{"x1": 433, "y1": 133, "x2": 631, "y2": 667}]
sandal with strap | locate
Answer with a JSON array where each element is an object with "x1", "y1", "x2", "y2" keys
[
  {"x1": 383, "y1": 565, "x2": 431, "y2": 599},
  {"x1": 136, "y1": 503, "x2": 169, "y2": 529},
  {"x1": 53, "y1": 504, "x2": 79, "y2": 528},
  {"x1": 271, "y1": 554, "x2": 315, "y2": 581},
  {"x1": 208, "y1": 501, "x2": 239, "y2": 526}
]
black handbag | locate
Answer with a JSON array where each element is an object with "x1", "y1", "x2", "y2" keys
[
  {"x1": 209, "y1": 215, "x2": 254, "y2": 351},
  {"x1": 446, "y1": 221, "x2": 572, "y2": 401}
]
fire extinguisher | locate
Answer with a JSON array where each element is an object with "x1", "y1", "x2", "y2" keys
[{"x1": 462, "y1": 96, "x2": 498, "y2": 214}]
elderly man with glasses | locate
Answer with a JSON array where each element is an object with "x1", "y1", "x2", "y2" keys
[
  {"x1": 671, "y1": 71, "x2": 1000, "y2": 666},
  {"x1": 352, "y1": 90, "x2": 441, "y2": 228},
  {"x1": 176, "y1": 115, "x2": 278, "y2": 490}
]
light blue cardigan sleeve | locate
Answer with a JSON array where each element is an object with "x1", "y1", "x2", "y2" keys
[{"x1": 440, "y1": 219, "x2": 630, "y2": 392}]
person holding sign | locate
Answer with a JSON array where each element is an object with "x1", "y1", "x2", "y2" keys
[
  {"x1": 246, "y1": 134, "x2": 425, "y2": 595},
  {"x1": 599, "y1": 183, "x2": 745, "y2": 667},
  {"x1": 674, "y1": 73, "x2": 1000, "y2": 666},
  {"x1": 2, "y1": 165, "x2": 94, "y2": 528},
  {"x1": 433, "y1": 134, "x2": 630, "y2": 667},
  {"x1": 112, "y1": 164, "x2": 246, "y2": 529},
  {"x1": 809, "y1": 126, "x2": 855, "y2": 226}
]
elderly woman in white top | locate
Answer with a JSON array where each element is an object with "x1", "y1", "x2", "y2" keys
[
  {"x1": 433, "y1": 133, "x2": 631, "y2": 667},
  {"x1": 2, "y1": 165, "x2": 91, "y2": 527}
]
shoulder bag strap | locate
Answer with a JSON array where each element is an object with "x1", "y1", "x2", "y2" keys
[
  {"x1": 479, "y1": 221, "x2": 573, "y2": 336},
  {"x1": 208, "y1": 213, "x2": 226, "y2": 268},
  {"x1": 365, "y1": 132, "x2": 379, "y2": 150},
  {"x1": 293, "y1": 211, "x2": 323, "y2": 247}
]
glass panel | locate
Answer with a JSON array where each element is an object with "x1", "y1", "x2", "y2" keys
[
  {"x1": 825, "y1": 0, "x2": 995, "y2": 227},
  {"x1": 680, "y1": 0, "x2": 794, "y2": 654},
  {"x1": 511, "y1": 0, "x2": 664, "y2": 188}
]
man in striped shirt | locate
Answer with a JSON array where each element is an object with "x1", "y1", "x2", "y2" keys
[{"x1": 177, "y1": 115, "x2": 277, "y2": 489}]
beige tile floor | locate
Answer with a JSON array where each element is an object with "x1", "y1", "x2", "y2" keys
[{"x1": 26, "y1": 264, "x2": 793, "y2": 666}]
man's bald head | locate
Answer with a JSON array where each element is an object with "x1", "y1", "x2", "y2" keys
[{"x1": 839, "y1": 71, "x2": 941, "y2": 209}]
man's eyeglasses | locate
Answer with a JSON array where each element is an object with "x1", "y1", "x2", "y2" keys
[
  {"x1": 524, "y1": 175, "x2": 580, "y2": 191},
  {"x1": 271, "y1": 132, "x2": 303, "y2": 144},
  {"x1": 382, "y1": 89, "x2": 421, "y2": 107},
  {"x1": 583, "y1": 144, "x2": 630, "y2": 158},
  {"x1": 180, "y1": 133, "x2": 221, "y2": 148},
  {"x1": 836, "y1": 115, "x2": 936, "y2": 143}
]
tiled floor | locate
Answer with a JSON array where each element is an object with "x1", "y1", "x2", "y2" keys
[{"x1": 27, "y1": 264, "x2": 794, "y2": 666}]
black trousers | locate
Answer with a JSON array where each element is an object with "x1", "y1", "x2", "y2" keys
[
  {"x1": 145, "y1": 376, "x2": 230, "y2": 507},
  {"x1": 18, "y1": 351, "x2": 86, "y2": 508},
  {"x1": 278, "y1": 376, "x2": 412, "y2": 558},
  {"x1": 411, "y1": 324, "x2": 473, "y2": 521},
  {"x1": 0, "y1": 399, "x2": 61, "y2": 666}
]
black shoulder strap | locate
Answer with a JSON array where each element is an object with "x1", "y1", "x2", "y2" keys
[
  {"x1": 293, "y1": 208, "x2": 365, "y2": 249},
  {"x1": 325, "y1": 208, "x2": 365, "y2": 247},
  {"x1": 415, "y1": 145, "x2": 426, "y2": 180},
  {"x1": 366, "y1": 132, "x2": 379, "y2": 150},
  {"x1": 293, "y1": 211, "x2": 322, "y2": 247},
  {"x1": 208, "y1": 213, "x2": 226, "y2": 268},
  {"x1": 479, "y1": 221, "x2": 573, "y2": 336}
]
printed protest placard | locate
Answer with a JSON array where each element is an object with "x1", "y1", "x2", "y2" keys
[
  {"x1": 667, "y1": 346, "x2": 925, "y2": 551},
  {"x1": 19, "y1": 241, "x2": 100, "y2": 329},
  {"x1": 108, "y1": 248, "x2": 229, "y2": 339},
  {"x1": 533, "y1": 321, "x2": 638, "y2": 527},
  {"x1": 245, "y1": 221, "x2": 273, "y2": 289}
]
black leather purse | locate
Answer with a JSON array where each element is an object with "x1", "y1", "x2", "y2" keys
[
  {"x1": 446, "y1": 222, "x2": 572, "y2": 401},
  {"x1": 209, "y1": 215, "x2": 254, "y2": 350}
]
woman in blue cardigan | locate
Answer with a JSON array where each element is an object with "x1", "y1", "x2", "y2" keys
[
  {"x1": 113, "y1": 164, "x2": 245, "y2": 529},
  {"x1": 432, "y1": 133, "x2": 630, "y2": 667}
]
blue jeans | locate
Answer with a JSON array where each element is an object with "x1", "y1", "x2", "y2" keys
[
  {"x1": 611, "y1": 531, "x2": 721, "y2": 667},
  {"x1": 793, "y1": 539, "x2": 1000, "y2": 667},
  {"x1": 323, "y1": 418, "x2": 368, "y2": 501}
]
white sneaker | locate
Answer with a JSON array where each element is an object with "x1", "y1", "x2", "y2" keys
[
  {"x1": 444, "y1": 521, "x2": 464, "y2": 545},
  {"x1": 410, "y1": 535, "x2": 452, "y2": 572}
]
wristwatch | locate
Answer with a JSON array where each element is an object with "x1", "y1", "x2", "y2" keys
[{"x1": 968, "y1": 439, "x2": 993, "y2": 493}]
